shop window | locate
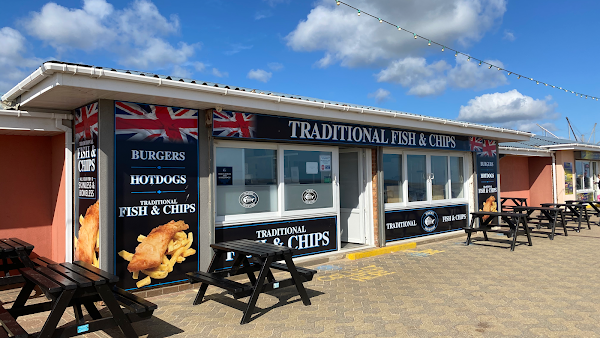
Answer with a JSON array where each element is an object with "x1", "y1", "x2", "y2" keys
[
  {"x1": 431, "y1": 156, "x2": 448, "y2": 200},
  {"x1": 576, "y1": 161, "x2": 592, "y2": 191},
  {"x1": 383, "y1": 154, "x2": 402, "y2": 203},
  {"x1": 383, "y1": 151, "x2": 467, "y2": 208},
  {"x1": 407, "y1": 154, "x2": 427, "y2": 202},
  {"x1": 216, "y1": 147, "x2": 277, "y2": 216},
  {"x1": 284, "y1": 150, "x2": 333, "y2": 211},
  {"x1": 450, "y1": 157, "x2": 464, "y2": 198}
]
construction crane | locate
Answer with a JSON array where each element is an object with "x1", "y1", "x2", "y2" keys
[{"x1": 566, "y1": 118, "x2": 597, "y2": 143}]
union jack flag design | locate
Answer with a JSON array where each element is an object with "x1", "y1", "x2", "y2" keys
[
  {"x1": 480, "y1": 140, "x2": 497, "y2": 157},
  {"x1": 75, "y1": 102, "x2": 98, "y2": 142},
  {"x1": 115, "y1": 101, "x2": 198, "y2": 143},
  {"x1": 469, "y1": 137, "x2": 483, "y2": 152},
  {"x1": 212, "y1": 111, "x2": 256, "y2": 138}
]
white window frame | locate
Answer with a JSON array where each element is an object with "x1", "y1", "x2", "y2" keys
[
  {"x1": 575, "y1": 160, "x2": 594, "y2": 198},
  {"x1": 383, "y1": 149, "x2": 469, "y2": 211},
  {"x1": 214, "y1": 140, "x2": 339, "y2": 225}
]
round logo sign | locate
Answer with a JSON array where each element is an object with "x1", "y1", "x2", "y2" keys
[
  {"x1": 239, "y1": 191, "x2": 259, "y2": 208},
  {"x1": 421, "y1": 210, "x2": 439, "y2": 232},
  {"x1": 302, "y1": 189, "x2": 318, "y2": 204}
]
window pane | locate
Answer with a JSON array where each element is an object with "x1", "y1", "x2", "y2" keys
[
  {"x1": 216, "y1": 147, "x2": 277, "y2": 216},
  {"x1": 576, "y1": 161, "x2": 591, "y2": 190},
  {"x1": 407, "y1": 154, "x2": 426, "y2": 202},
  {"x1": 383, "y1": 154, "x2": 402, "y2": 203},
  {"x1": 431, "y1": 156, "x2": 448, "y2": 200},
  {"x1": 284, "y1": 150, "x2": 333, "y2": 211},
  {"x1": 450, "y1": 157, "x2": 464, "y2": 198}
]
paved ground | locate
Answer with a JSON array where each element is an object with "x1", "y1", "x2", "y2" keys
[{"x1": 4, "y1": 214, "x2": 600, "y2": 337}]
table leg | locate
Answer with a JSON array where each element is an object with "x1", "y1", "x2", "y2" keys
[
  {"x1": 83, "y1": 301, "x2": 102, "y2": 320},
  {"x1": 283, "y1": 253, "x2": 311, "y2": 306},
  {"x1": 96, "y1": 284, "x2": 138, "y2": 337},
  {"x1": 37, "y1": 288, "x2": 75, "y2": 338},
  {"x1": 240, "y1": 256, "x2": 274, "y2": 325},
  {"x1": 193, "y1": 250, "x2": 223, "y2": 306},
  {"x1": 16, "y1": 251, "x2": 34, "y2": 269},
  {"x1": 73, "y1": 302, "x2": 85, "y2": 325},
  {"x1": 522, "y1": 216, "x2": 532, "y2": 246},
  {"x1": 11, "y1": 280, "x2": 36, "y2": 319},
  {"x1": 584, "y1": 207, "x2": 591, "y2": 229},
  {"x1": 466, "y1": 217, "x2": 475, "y2": 245}
]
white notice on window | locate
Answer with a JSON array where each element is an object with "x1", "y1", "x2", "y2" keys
[
  {"x1": 306, "y1": 162, "x2": 319, "y2": 174},
  {"x1": 319, "y1": 155, "x2": 331, "y2": 171}
]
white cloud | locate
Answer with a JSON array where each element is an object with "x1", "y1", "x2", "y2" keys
[
  {"x1": 22, "y1": 0, "x2": 197, "y2": 70},
  {"x1": 268, "y1": 62, "x2": 284, "y2": 71},
  {"x1": 255, "y1": 10, "x2": 272, "y2": 20},
  {"x1": 263, "y1": 0, "x2": 288, "y2": 7},
  {"x1": 0, "y1": 27, "x2": 42, "y2": 93},
  {"x1": 247, "y1": 69, "x2": 272, "y2": 82},
  {"x1": 368, "y1": 88, "x2": 392, "y2": 103},
  {"x1": 503, "y1": 30, "x2": 515, "y2": 41},
  {"x1": 193, "y1": 62, "x2": 206, "y2": 72},
  {"x1": 224, "y1": 43, "x2": 253, "y2": 56},
  {"x1": 212, "y1": 68, "x2": 228, "y2": 78},
  {"x1": 286, "y1": 0, "x2": 507, "y2": 67},
  {"x1": 458, "y1": 90, "x2": 558, "y2": 128},
  {"x1": 376, "y1": 56, "x2": 507, "y2": 96}
]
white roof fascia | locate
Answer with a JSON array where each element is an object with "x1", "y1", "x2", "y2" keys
[
  {"x1": 0, "y1": 109, "x2": 72, "y2": 120},
  {"x1": 499, "y1": 146, "x2": 553, "y2": 157},
  {"x1": 539, "y1": 144, "x2": 600, "y2": 152},
  {"x1": 3, "y1": 62, "x2": 533, "y2": 141}
]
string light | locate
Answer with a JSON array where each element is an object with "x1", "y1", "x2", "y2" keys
[
  {"x1": 488, "y1": 64, "x2": 492, "y2": 69},
  {"x1": 334, "y1": 0, "x2": 598, "y2": 102}
]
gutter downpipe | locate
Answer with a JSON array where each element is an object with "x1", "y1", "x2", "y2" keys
[{"x1": 551, "y1": 152, "x2": 557, "y2": 204}]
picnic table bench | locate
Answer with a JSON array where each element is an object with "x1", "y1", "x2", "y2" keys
[
  {"x1": 0, "y1": 261, "x2": 156, "y2": 337},
  {"x1": 500, "y1": 197, "x2": 528, "y2": 212},
  {"x1": 566, "y1": 200, "x2": 600, "y2": 225},
  {"x1": 0, "y1": 238, "x2": 36, "y2": 286},
  {"x1": 541, "y1": 203, "x2": 590, "y2": 232},
  {"x1": 188, "y1": 239, "x2": 316, "y2": 324},
  {"x1": 512, "y1": 206, "x2": 567, "y2": 240},
  {"x1": 464, "y1": 211, "x2": 532, "y2": 251}
]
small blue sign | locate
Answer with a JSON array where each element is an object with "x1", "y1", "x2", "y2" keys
[{"x1": 77, "y1": 324, "x2": 90, "y2": 333}]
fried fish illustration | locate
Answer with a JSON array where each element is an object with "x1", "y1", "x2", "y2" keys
[
  {"x1": 127, "y1": 220, "x2": 189, "y2": 272},
  {"x1": 75, "y1": 201, "x2": 100, "y2": 265},
  {"x1": 480, "y1": 195, "x2": 497, "y2": 221}
]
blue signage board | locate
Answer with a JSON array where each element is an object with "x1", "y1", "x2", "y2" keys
[{"x1": 212, "y1": 110, "x2": 472, "y2": 151}]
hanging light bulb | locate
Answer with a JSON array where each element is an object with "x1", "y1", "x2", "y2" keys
[
  {"x1": 508, "y1": 72, "x2": 512, "y2": 76},
  {"x1": 586, "y1": 95, "x2": 588, "y2": 99},
  {"x1": 518, "y1": 75, "x2": 521, "y2": 79},
  {"x1": 497, "y1": 67, "x2": 501, "y2": 71},
  {"x1": 467, "y1": 56, "x2": 471, "y2": 61},
  {"x1": 428, "y1": 40, "x2": 431, "y2": 46},
  {"x1": 357, "y1": 10, "x2": 360, "y2": 16},
  {"x1": 488, "y1": 64, "x2": 492, "y2": 69},
  {"x1": 414, "y1": 33, "x2": 417, "y2": 39},
  {"x1": 455, "y1": 51, "x2": 458, "y2": 57},
  {"x1": 441, "y1": 46, "x2": 444, "y2": 51},
  {"x1": 478, "y1": 61, "x2": 482, "y2": 66},
  {"x1": 379, "y1": 18, "x2": 383, "y2": 23},
  {"x1": 545, "y1": 83, "x2": 548, "y2": 86},
  {"x1": 336, "y1": 0, "x2": 340, "y2": 5},
  {"x1": 530, "y1": 78, "x2": 533, "y2": 81},
  {"x1": 536, "y1": 81, "x2": 539, "y2": 85},
  {"x1": 397, "y1": 26, "x2": 401, "y2": 31}
]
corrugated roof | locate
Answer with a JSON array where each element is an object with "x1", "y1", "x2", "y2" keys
[
  {"x1": 36, "y1": 60, "x2": 532, "y2": 134},
  {"x1": 500, "y1": 135, "x2": 599, "y2": 149}
]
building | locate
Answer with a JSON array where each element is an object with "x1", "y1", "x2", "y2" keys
[
  {"x1": 499, "y1": 135, "x2": 600, "y2": 206},
  {"x1": 1, "y1": 61, "x2": 532, "y2": 290}
]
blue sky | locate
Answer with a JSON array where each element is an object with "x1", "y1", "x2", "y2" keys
[{"x1": 1, "y1": 0, "x2": 599, "y2": 140}]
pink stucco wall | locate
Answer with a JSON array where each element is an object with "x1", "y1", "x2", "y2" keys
[
  {"x1": 528, "y1": 157, "x2": 553, "y2": 207},
  {"x1": 499, "y1": 156, "x2": 531, "y2": 207},
  {"x1": 555, "y1": 150, "x2": 575, "y2": 203},
  {"x1": 0, "y1": 134, "x2": 66, "y2": 261}
]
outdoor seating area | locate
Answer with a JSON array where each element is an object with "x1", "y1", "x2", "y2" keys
[{"x1": 466, "y1": 197, "x2": 599, "y2": 250}]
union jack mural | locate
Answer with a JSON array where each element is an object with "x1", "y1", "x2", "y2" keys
[
  {"x1": 75, "y1": 102, "x2": 98, "y2": 142},
  {"x1": 213, "y1": 111, "x2": 256, "y2": 138},
  {"x1": 469, "y1": 136, "x2": 483, "y2": 152},
  {"x1": 115, "y1": 101, "x2": 198, "y2": 143},
  {"x1": 480, "y1": 140, "x2": 497, "y2": 157}
]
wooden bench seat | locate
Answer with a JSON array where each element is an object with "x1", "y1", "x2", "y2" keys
[
  {"x1": 188, "y1": 271, "x2": 253, "y2": 298},
  {"x1": 269, "y1": 262, "x2": 317, "y2": 282},
  {"x1": 112, "y1": 287, "x2": 157, "y2": 320},
  {"x1": 0, "y1": 304, "x2": 27, "y2": 338}
]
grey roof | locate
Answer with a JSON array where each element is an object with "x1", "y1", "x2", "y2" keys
[
  {"x1": 39, "y1": 61, "x2": 531, "y2": 134},
  {"x1": 500, "y1": 135, "x2": 599, "y2": 150}
]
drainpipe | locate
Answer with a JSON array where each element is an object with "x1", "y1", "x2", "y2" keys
[
  {"x1": 54, "y1": 118, "x2": 74, "y2": 262},
  {"x1": 551, "y1": 152, "x2": 557, "y2": 204}
]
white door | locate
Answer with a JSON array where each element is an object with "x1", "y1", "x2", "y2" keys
[{"x1": 339, "y1": 149, "x2": 365, "y2": 244}]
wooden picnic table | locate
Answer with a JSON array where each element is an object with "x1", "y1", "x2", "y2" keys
[
  {"x1": 0, "y1": 260, "x2": 156, "y2": 337},
  {"x1": 464, "y1": 211, "x2": 532, "y2": 251},
  {"x1": 566, "y1": 200, "x2": 600, "y2": 225},
  {"x1": 541, "y1": 203, "x2": 591, "y2": 232},
  {"x1": 512, "y1": 206, "x2": 567, "y2": 240},
  {"x1": 188, "y1": 239, "x2": 317, "y2": 324},
  {"x1": 0, "y1": 238, "x2": 36, "y2": 287},
  {"x1": 500, "y1": 197, "x2": 528, "y2": 211}
]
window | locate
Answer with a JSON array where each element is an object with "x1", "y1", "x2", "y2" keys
[
  {"x1": 576, "y1": 160, "x2": 591, "y2": 191},
  {"x1": 284, "y1": 150, "x2": 333, "y2": 211},
  {"x1": 216, "y1": 147, "x2": 277, "y2": 216},
  {"x1": 215, "y1": 142, "x2": 337, "y2": 223},
  {"x1": 383, "y1": 154, "x2": 402, "y2": 203},
  {"x1": 383, "y1": 151, "x2": 467, "y2": 207}
]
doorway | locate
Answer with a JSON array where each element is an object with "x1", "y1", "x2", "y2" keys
[{"x1": 339, "y1": 148, "x2": 369, "y2": 248}]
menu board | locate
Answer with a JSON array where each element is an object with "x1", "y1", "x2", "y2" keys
[
  {"x1": 114, "y1": 101, "x2": 199, "y2": 290},
  {"x1": 74, "y1": 102, "x2": 100, "y2": 267},
  {"x1": 470, "y1": 138, "x2": 499, "y2": 217},
  {"x1": 564, "y1": 162, "x2": 574, "y2": 195}
]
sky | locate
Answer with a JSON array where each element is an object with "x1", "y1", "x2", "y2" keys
[{"x1": 1, "y1": 0, "x2": 599, "y2": 141}]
